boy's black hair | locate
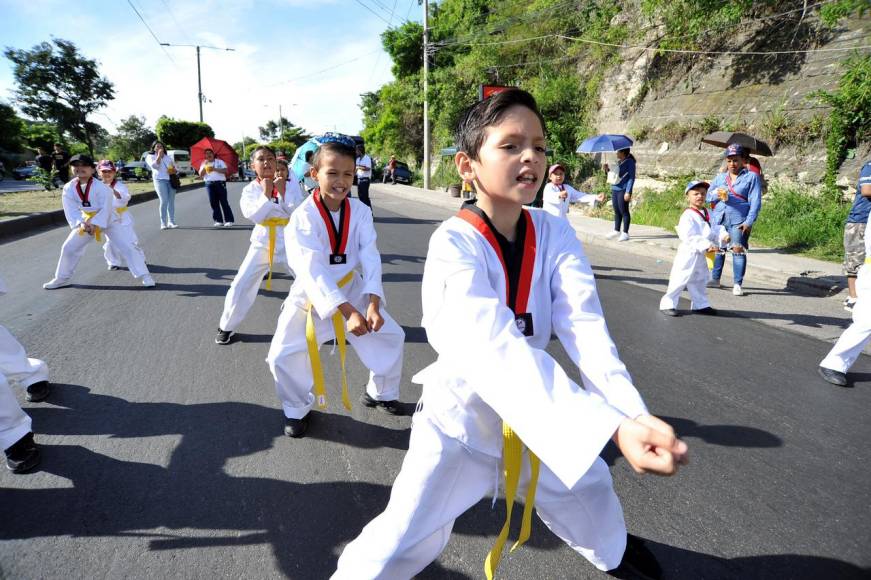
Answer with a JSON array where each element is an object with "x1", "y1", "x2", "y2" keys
[
  {"x1": 455, "y1": 89, "x2": 546, "y2": 161},
  {"x1": 311, "y1": 141, "x2": 356, "y2": 169},
  {"x1": 250, "y1": 145, "x2": 276, "y2": 161}
]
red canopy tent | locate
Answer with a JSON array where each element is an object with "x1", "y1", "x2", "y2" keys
[{"x1": 190, "y1": 137, "x2": 239, "y2": 178}]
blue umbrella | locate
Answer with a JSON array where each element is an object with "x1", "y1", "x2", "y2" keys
[
  {"x1": 290, "y1": 138, "x2": 321, "y2": 179},
  {"x1": 576, "y1": 134, "x2": 634, "y2": 154}
]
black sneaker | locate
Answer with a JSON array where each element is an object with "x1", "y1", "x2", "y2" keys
[
  {"x1": 607, "y1": 534, "x2": 662, "y2": 580},
  {"x1": 215, "y1": 329, "x2": 233, "y2": 345},
  {"x1": 361, "y1": 392, "x2": 402, "y2": 415},
  {"x1": 25, "y1": 381, "x2": 50, "y2": 402},
  {"x1": 659, "y1": 309, "x2": 679, "y2": 317},
  {"x1": 5, "y1": 432, "x2": 40, "y2": 474},
  {"x1": 284, "y1": 415, "x2": 310, "y2": 438},
  {"x1": 694, "y1": 307, "x2": 718, "y2": 316},
  {"x1": 108, "y1": 265, "x2": 122, "y2": 271}
]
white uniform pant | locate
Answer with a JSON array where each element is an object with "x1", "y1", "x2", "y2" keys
[
  {"x1": 659, "y1": 249, "x2": 711, "y2": 310},
  {"x1": 821, "y1": 269, "x2": 871, "y2": 373},
  {"x1": 0, "y1": 374, "x2": 31, "y2": 451},
  {"x1": 333, "y1": 416, "x2": 626, "y2": 579},
  {"x1": 220, "y1": 244, "x2": 292, "y2": 332},
  {"x1": 104, "y1": 222, "x2": 146, "y2": 271},
  {"x1": 53, "y1": 224, "x2": 150, "y2": 280},
  {"x1": 266, "y1": 297, "x2": 405, "y2": 419},
  {"x1": 0, "y1": 325, "x2": 49, "y2": 390}
]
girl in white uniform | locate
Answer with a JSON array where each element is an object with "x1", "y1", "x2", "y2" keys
[
  {"x1": 43, "y1": 155, "x2": 156, "y2": 289},
  {"x1": 334, "y1": 89, "x2": 687, "y2": 580},
  {"x1": 659, "y1": 180, "x2": 729, "y2": 316},
  {"x1": 541, "y1": 163, "x2": 601, "y2": 220},
  {"x1": 267, "y1": 136, "x2": 405, "y2": 438},
  {"x1": 215, "y1": 152, "x2": 305, "y2": 345},
  {"x1": 98, "y1": 160, "x2": 151, "y2": 279}
]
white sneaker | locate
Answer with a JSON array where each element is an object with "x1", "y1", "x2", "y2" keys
[
  {"x1": 43, "y1": 278, "x2": 71, "y2": 289},
  {"x1": 617, "y1": 232, "x2": 630, "y2": 242},
  {"x1": 214, "y1": 222, "x2": 223, "y2": 227},
  {"x1": 223, "y1": 222, "x2": 234, "y2": 227},
  {"x1": 160, "y1": 224, "x2": 168, "y2": 230},
  {"x1": 732, "y1": 284, "x2": 743, "y2": 296},
  {"x1": 167, "y1": 222, "x2": 179, "y2": 229},
  {"x1": 141, "y1": 275, "x2": 156, "y2": 287},
  {"x1": 606, "y1": 231, "x2": 620, "y2": 239}
]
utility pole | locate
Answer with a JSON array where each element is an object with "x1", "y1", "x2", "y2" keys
[
  {"x1": 421, "y1": 0, "x2": 430, "y2": 191},
  {"x1": 279, "y1": 104, "x2": 283, "y2": 140},
  {"x1": 160, "y1": 43, "x2": 235, "y2": 123}
]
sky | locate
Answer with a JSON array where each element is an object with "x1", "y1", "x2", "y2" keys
[{"x1": 0, "y1": 0, "x2": 421, "y2": 147}]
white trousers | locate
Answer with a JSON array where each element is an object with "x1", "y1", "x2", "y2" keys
[
  {"x1": 266, "y1": 296, "x2": 405, "y2": 419},
  {"x1": 659, "y1": 249, "x2": 711, "y2": 310},
  {"x1": 0, "y1": 374, "x2": 31, "y2": 451},
  {"x1": 333, "y1": 417, "x2": 626, "y2": 579},
  {"x1": 219, "y1": 245, "x2": 292, "y2": 333},
  {"x1": 104, "y1": 222, "x2": 146, "y2": 271},
  {"x1": 0, "y1": 325, "x2": 49, "y2": 390},
  {"x1": 54, "y1": 224, "x2": 150, "y2": 280},
  {"x1": 821, "y1": 270, "x2": 871, "y2": 373}
]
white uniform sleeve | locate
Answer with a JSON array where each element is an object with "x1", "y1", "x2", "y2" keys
[
  {"x1": 240, "y1": 182, "x2": 285, "y2": 223},
  {"x1": 422, "y1": 226, "x2": 627, "y2": 488},
  {"x1": 286, "y1": 211, "x2": 349, "y2": 318},
  {"x1": 114, "y1": 182, "x2": 131, "y2": 206},
  {"x1": 90, "y1": 183, "x2": 113, "y2": 229},
  {"x1": 549, "y1": 221, "x2": 648, "y2": 419},
  {"x1": 677, "y1": 211, "x2": 713, "y2": 253},
  {"x1": 357, "y1": 207, "x2": 385, "y2": 302},
  {"x1": 61, "y1": 183, "x2": 80, "y2": 229},
  {"x1": 565, "y1": 184, "x2": 585, "y2": 202}
]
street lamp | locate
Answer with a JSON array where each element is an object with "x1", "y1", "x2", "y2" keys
[{"x1": 160, "y1": 43, "x2": 235, "y2": 123}]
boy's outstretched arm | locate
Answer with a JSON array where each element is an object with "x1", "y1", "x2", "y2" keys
[{"x1": 615, "y1": 415, "x2": 689, "y2": 475}]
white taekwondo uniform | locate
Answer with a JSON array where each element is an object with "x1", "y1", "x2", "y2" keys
[
  {"x1": 218, "y1": 176, "x2": 305, "y2": 333},
  {"x1": 659, "y1": 207, "x2": 728, "y2": 311},
  {"x1": 542, "y1": 182, "x2": 599, "y2": 220},
  {"x1": 102, "y1": 179, "x2": 149, "y2": 275},
  {"x1": 334, "y1": 203, "x2": 650, "y2": 579},
  {"x1": 821, "y1": 230, "x2": 871, "y2": 373},
  {"x1": 0, "y1": 275, "x2": 44, "y2": 451},
  {"x1": 266, "y1": 192, "x2": 404, "y2": 420}
]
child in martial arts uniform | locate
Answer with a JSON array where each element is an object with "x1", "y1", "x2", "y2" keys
[
  {"x1": 214, "y1": 148, "x2": 305, "y2": 345},
  {"x1": 98, "y1": 161, "x2": 151, "y2": 278},
  {"x1": 541, "y1": 163, "x2": 602, "y2": 220},
  {"x1": 43, "y1": 155, "x2": 155, "y2": 289},
  {"x1": 333, "y1": 89, "x2": 687, "y2": 580},
  {"x1": 267, "y1": 136, "x2": 405, "y2": 438},
  {"x1": 658, "y1": 180, "x2": 730, "y2": 317},
  {"x1": 0, "y1": 274, "x2": 46, "y2": 472}
]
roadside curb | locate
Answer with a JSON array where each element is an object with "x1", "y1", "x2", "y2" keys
[{"x1": 0, "y1": 182, "x2": 203, "y2": 242}]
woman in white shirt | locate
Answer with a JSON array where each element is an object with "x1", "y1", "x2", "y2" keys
[{"x1": 145, "y1": 140, "x2": 178, "y2": 229}]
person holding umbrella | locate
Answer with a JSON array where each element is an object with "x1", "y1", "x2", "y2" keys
[
  {"x1": 706, "y1": 144, "x2": 763, "y2": 296},
  {"x1": 607, "y1": 148, "x2": 636, "y2": 241}
]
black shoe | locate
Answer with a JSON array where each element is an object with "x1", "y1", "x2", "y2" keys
[
  {"x1": 659, "y1": 309, "x2": 679, "y2": 317},
  {"x1": 284, "y1": 415, "x2": 310, "y2": 438},
  {"x1": 215, "y1": 329, "x2": 233, "y2": 345},
  {"x1": 5, "y1": 432, "x2": 40, "y2": 474},
  {"x1": 108, "y1": 265, "x2": 122, "y2": 271},
  {"x1": 25, "y1": 381, "x2": 50, "y2": 402},
  {"x1": 694, "y1": 307, "x2": 718, "y2": 316},
  {"x1": 607, "y1": 534, "x2": 662, "y2": 580},
  {"x1": 361, "y1": 392, "x2": 402, "y2": 415},
  {"x1": 818, "y1": 366, "x2": 848, "y2": 387}
]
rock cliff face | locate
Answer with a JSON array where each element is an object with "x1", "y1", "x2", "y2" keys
[{"x1": 593, "y1": 12, "x2": 870, "y2": 186}]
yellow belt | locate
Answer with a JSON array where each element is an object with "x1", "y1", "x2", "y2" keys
[
  {"x1": 116, "y1": 207, "x2": 128, "y2": 215},
  {"x1": 259, "y1": 217, "x2": 291, "y2": 290},
  {"x1": 79, "y1": 210, "x2": 102, "y2": 242},
  {"x1": 306, "y1": 270, "x2": 355, "y2": 412},
  {"x1": 485, "y1": 426, "x2": 540, "y2": 580},
  {"x1": 864, "y1": 257, "x2": 871, "y2": 265}
]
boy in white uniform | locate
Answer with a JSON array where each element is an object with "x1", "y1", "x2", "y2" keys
[
  {"x1": 542, "y1": 163, "x2": 602, "y2": 220},
  {"x1": 43, "y1": 155, "x2": 155, "y2": 289},
  {"x1": 215, "y1": 148, "x2": 305, "y2": 345},
  {"x1": 0, "y1": 274, "x2": 45, "y2": 473},
  {"x1": 267, "y1": 136, "x2": 405, "y2": 438},
  {"x1": 659, "y1": 180, "x2": 729, "y2": 317},
  {"x1": 99, "y1": 160, "x2": 151, "y2": 279},
  {"x1": 333, "y1": 90, "x2": 687, "y2": 580}
]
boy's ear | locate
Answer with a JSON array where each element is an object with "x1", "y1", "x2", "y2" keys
[
  {"x1": 309, "y1": 167, "x2": 318, "y2": 179},
  {"x1": 454, "y1": 151, "x2": 475, "y2": 183}
]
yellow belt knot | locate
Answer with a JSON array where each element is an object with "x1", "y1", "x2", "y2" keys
[
  {"x1": 484, "y1": 424, "x2": 540, "y2": 580},
  {"x1": 306, "y1": 270, "x2": 355, "y2": 412},
  {"x1": 116, "y1": 207, "x2": 129, "y2": 215},
  {"x1": 259, "y1": 217, "x2": 291, "y2": 290},
  {"x1": 79, "y1": 210, "x2": 102, "y2": 242}
]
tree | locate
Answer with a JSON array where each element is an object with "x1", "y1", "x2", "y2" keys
[
  {"x1": 258, "y1": 117, "x2": 310, "y2": 146},
  {"x1": 155, "y1": 116, "x2": 214, "y2": 149},
  {"x1": 382, "y1": 22, "x2": 424, "y2": 78},
  {"x1": 0, "y1": 103, "x2": 24, "y2": 153},
  {"x1": 108, "y1": 115, "x2": 157, "y2": 161},
  {"x1": 20, "y1": 121, "x2": 61, "y2": 151},
  {"x1": 4, "y1": 38, "x2": 115, "y2": 156},
  {"x1": 232, "y1": 136, "x2": 259, "y2": 160}
]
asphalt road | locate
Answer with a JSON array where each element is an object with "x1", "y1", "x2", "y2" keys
[{"x1": 0, "y1": 182, "x2": 869, "y2": 580}]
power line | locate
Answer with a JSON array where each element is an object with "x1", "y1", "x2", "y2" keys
[
  {"x1": 126, "y1": 0, "x2": 178, "y2": 67},
  {"x1": 368, "y1": 0, "x2": 398, "y2": 83},
  {"x1": 268, "y1": 49, "x2": 383, "y2": 87},
  {"x1": 158, "y1": 0, "x2": 193, "y2": 45},
  {"x1": 354, "y1": 0, "x2": 393, "y2": 25}
]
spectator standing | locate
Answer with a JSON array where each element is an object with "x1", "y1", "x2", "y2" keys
[
  {"x1": 35, "y1": 148, "x2": 53, "y2": 174},
  {"x1": 51, "y1": 143, "x2": 70, "y2": 183},
  {"x1": 605, "y1": 147, "x2": 635, "y2": 241},
  {"x1": 840, "y1": 160, "x2": 871, "y2": 311},
  {"x1": 300, "y1": 150, "x2": 317, "y2": 194},
  {"x1": 199, "y1": 148, "x2": 235, "y2": 227},
  {"x1": 383, "y1": 155, "x2": 397, "y2": 184},
  {"x1": 355, "y1": 144, "x2": 373, "y2": 208},
  {"x1": 145, "y1": 140, "x2": 178, "y2": 229}
]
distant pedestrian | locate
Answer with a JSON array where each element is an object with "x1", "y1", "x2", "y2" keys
[
  {"x1": 542, "y1": 163, "x2": 602, "y2": 220},
  {"x1": 198, "y1": 148, "x2": 235, "y2": 227},
  {"x1": 300, "y1": 150, "x2": 317, "y2": 194},
  {"x1": 383, "y1": 155, "x2": 397, "y2": 184},
  {"x1": 839, "y1": 160, "x2": 871, "y2": 312},
  {"x1": 51, "y1": 143, "x2": 70, "y2": 183},
  {"x1": 355, "y1": 144, "x2": 373, "y2": 209},
  {"x1": 145, "y1": 140, "x2": 178, "y2": 229},
  {"x1": 705, "y1": 144, "x2": 762, "y2": 297},
  {"x1": 35, "y1": 147, "x2": 53, "y2": 174},
  {"x1": 605, "y1": 147, "x2": 635, "y2": 241}
]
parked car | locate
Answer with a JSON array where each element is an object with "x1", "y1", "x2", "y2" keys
[
  {"x1": 118, "y1": 161, "x2": 152, "y2": 181},
  {"x1": 391, "y1": 161, "x2": 413, "y2": 184},
  {"x1": 12, "y1": 162, "x2": 37, "y2": 180}
]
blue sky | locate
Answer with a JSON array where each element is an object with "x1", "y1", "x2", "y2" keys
[{"x1": 0, "y1": 0, "x2": 420, "y2": 144}]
